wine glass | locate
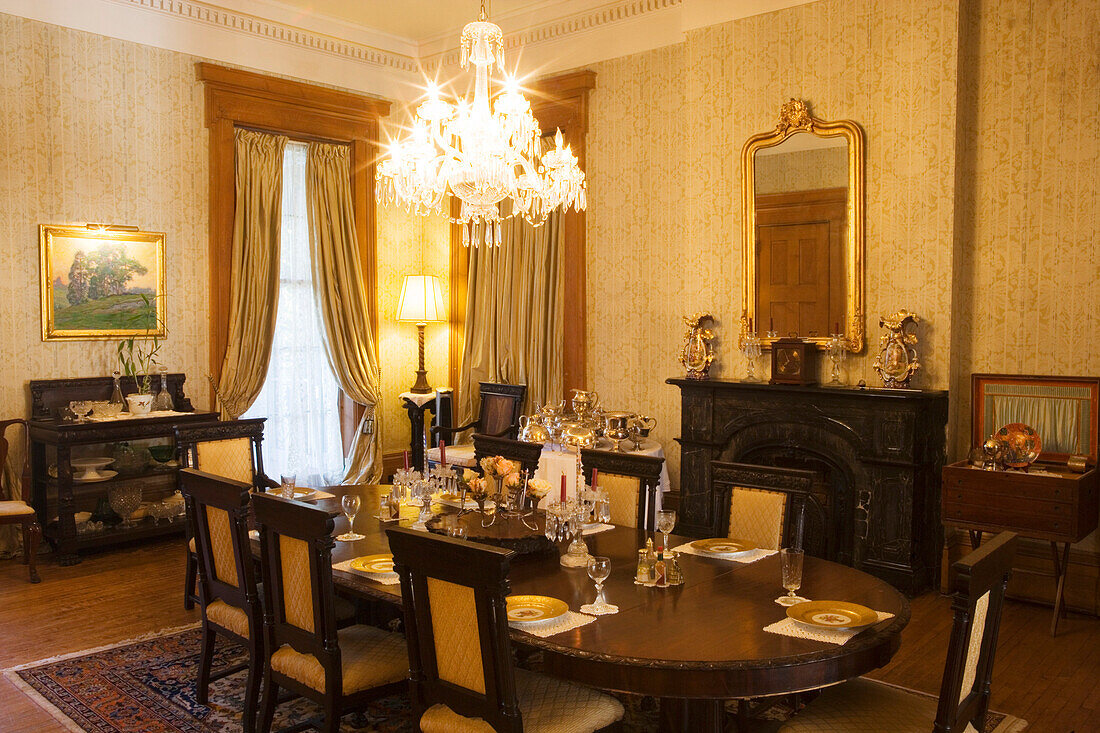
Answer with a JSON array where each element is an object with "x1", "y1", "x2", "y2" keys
[
  {"x1": 587, "y1": 555, "x2": 611, "y2": 609},
  {"x1": 656, "y1": 509, "x2": 677, "y2": 552},
  {"x1": 780, "y1": 548, "x2": 805, "y2": 605},
  {"x1": 595, "y1": 488, "x2": 611, "y2": 524},
  {"x1": 337, "y1": 494, "x2": 364, "y2": 541}
]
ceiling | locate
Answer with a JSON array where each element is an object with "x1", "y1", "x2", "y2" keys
[{"x1": 260, "y1": 0, "x2": 569, "y2": 42}]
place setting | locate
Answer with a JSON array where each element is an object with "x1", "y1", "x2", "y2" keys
[
  {"x1": 332, "y1": 552, "x2": 401, "y2": 585},
  {"x1": 506, "y1": 554, "x2": 616, "y2": 637}
]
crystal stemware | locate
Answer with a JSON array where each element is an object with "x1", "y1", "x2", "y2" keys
[
  {"x1": 595, "y1": 488, "x2": 611, "y2": 524},
  {"x1": 587, "y1": 555, "x2": 611, "y2": 609},
  {"x1": 280, "y1": 474, "x2": 297, "y2": 500},
  {"x1": 779, "y1": 547, "x2": 807, "y2": 606},
  {"x1": 559, "y1": 499, "x2": 592, "y2": 568},
  {"x1": 337, "y1": 493, "x2": 364, "y2": 541},
  {"x1": 656, "y1": 509, "x2": 677, "y2": 552}
]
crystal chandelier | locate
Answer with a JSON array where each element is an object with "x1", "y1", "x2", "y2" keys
[{"x1": 376, "y1": 3, "x2": 587, "y2": 247}]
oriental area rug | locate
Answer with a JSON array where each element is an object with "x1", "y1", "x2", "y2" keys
[{"x1": 5, "y1": 627, "x2": 1027, "y2": 732}]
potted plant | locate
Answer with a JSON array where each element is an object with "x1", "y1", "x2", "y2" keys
[{"x1": 116, "y1": 293, "x2": 164, "y2": 414}]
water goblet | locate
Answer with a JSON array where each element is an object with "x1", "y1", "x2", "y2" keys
[
  {"x1": 779, "y1": 547, "x2": 807, "y2": 606},
  {"x1": 337, "y1": 494, "x2": 364, "y2": 541},
  {"x1": 595, "y1": 488, "x2": 611, "y2": 524},
  {"x1": 280, "y1": 474, "x2": 297, "y2": 500},
  {"x1": 588, "y1": 555, "x2": 611, "y2": 605},
  {"x1": 656, "y1": 509, "x2": 677, "y2": 551}
]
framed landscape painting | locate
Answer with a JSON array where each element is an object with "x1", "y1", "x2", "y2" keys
[{"x1": 39, "y1": 225, "x2": 166, "y2": 341}]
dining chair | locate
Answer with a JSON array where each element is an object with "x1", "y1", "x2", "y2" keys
[
  {"x1": 252, "y1": 492, "x2": 408, "y2": 733},
  {"x1": 472, "y1": 433, "x2": 543, "y2": 476},
  {"x1": 431, "y1": 382, "x2": 527, "y2": 444},
  {"x1": 710, "y1": 461, "x2": 827, "y2": 555},
  {"x1": 181, "y1": 468, "x2": 264, "y2": 733},
  {"x1": 178, "y1": 418, "x2": 276, "y2": 610},
  {"x1": 386, "y1": 526, "x2": 625, "y2": 732},
  {"x1": 0, "y1": 419, "x2": 41, "y2": 583},
  {"x1": 579, "y1": 449, "x2": 664, "y2": 531},
  {"x1": 778, "y1": 531, "x2": 1018, "y2": 733}
]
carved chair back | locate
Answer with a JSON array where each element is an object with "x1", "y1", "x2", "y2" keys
[
  {"x1": 386, "y1": 526, "x2": 522, "y2": 732},
  {"x1": 180, "y1": 469, "x2": 261, "y2": 626},
  {"x1": 434, "y1": 382, "x2": 526, "y2": 444},
  {"x1": 176, "y1": 418, "x2": 271, "y2": 491},
  {"x1": 472, "y1": 434, "x2": 543, "y2": 477},
  {"x1": 710, "y1": 461, "x2": 827, "y2": 556},
  {"x1": 0, "y1": 419, "x2": 29, "y2": 504},
  {"x1": 934, "y1": 531, "x2": 1017, "y2": 732},
  {"x1": 252, "y1": 492, "x2": 344, "y2": 695},
  {"x1": 580, "y1": 449, "x2": 664, "y2": 530}
]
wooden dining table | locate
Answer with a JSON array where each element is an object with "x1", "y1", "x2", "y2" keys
[{"x1": 262, "y1": 484, "x2": 910, "y2": 732}]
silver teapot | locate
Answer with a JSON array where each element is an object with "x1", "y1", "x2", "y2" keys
[
  {"x1": 627, "y1": 415, "x2": 656, "y2": 451},
  {"x1": 518, "y1": 414, "x2": 550, "y2": 445}
]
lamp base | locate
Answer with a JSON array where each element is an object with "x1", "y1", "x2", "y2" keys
[{"x1": 409, "y1": 369, "x2": 433, "y2": 394}]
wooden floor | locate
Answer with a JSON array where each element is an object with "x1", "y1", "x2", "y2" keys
[{"x1": 1, "y1": 541, "x2": 1097, "y2": 732}]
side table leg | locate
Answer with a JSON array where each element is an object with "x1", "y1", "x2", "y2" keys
[
  {"x1": 1050, "y1": 541, "x2": 1070, "y2": 637},
  {"x1": 403, "y1": 398, "x2": 427, "y2": 473},
  {"x1": 56, "y1": 445, "x2": 81, "y2": 566}
]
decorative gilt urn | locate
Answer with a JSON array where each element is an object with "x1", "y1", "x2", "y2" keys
[
  {"x1": 679, "y1": 312, "x2": 716, "y2": 380},
  {"x1": 872, "y1": 310, "x2": 921, "y2": 388}
]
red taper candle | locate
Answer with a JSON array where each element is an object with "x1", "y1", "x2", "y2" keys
[
  {"x1": 560, "y1": 473, "x2": 567, "y2": 502},
  {"x1": 440, "y1": 440, "x2": 447, "y2": 466},
  {"x1": 591, "y1": 467, "x2": 599, "y2": 489},
  {"x1": 403, "y1": 450, "x2": 409, "y2": 470}
]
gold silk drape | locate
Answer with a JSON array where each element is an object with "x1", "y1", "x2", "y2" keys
[
  {"x1": 458, "y1": 139, "x2": 564, "y2": 426},
  {"x1": 215, "y1": 129, "x2": 287, "y2": 419},
  {"x1": 306, "y1": 142, "x2": 383, "y2": 484}
]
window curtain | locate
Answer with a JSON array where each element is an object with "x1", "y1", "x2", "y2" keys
[
  {"x1": 214, "y1": 129, "x2": 287, "y2": 419},
  {"x1": 305, "y1": 142, "x2": 384, "y2": 484},
  {"x1": 458, "y1": 138, "x2": 565, "y2": 427}
]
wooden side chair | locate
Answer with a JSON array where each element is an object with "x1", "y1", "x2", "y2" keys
[
  {"x1": 178, "y1": 418, "x2": 276, "y2": 610},
  {"x1": 181, "y1": 469, "x2": 265, "y2": 733},
  {"x1": 579, "y1": 449, "x2": 664, "y2": 530},
  {"x1": 711, "y1": 462, "x2": 827, "y2": 555},
  {"x1": 0, "y1": 419, "x2": 40, "y2": 583},
  {"x1": 779, "y1": 531, "x2": 1018, "y2": 733},
  {"x1": 253, "y1": 492, "x2": 408, "y2": 733},
  {"x1": 432, "y1": 382, "x2": 527, "y2": 444},
  {"x1": 472, "y1": 434, "x2": 543, "y2": 476},
  {"x1": 386, "y1": 526, "x2": 625, "y2": 732}
]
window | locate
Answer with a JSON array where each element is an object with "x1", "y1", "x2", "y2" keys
[{"x1": 243, "y1": 142, "x2": 344, "y2": 485}]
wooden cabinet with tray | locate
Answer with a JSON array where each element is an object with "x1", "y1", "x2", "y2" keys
[{"x1": 28, "y1": 375, "x2": 218, "y2": 565}]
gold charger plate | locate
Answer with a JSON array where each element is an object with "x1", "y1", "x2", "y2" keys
[
  {"x1": 506, "y1": 595, "x2": 568, "y2": 624},
  {"x1": 690, "y1": 538, "x2": 758, "y2": 556},
  {"x1": 350, "y1": 554, "x2": 395, "y2": 575},
  {"x1": 786, "y1": 600, "x2": 879, "y2": 629},
  {"x1": 265, "y1": 488, "x2": 316, "y2": 501}
]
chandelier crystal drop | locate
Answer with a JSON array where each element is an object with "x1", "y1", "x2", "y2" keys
[{"x1": 376, "y1": 3, "x2": 586, "y2": 247}]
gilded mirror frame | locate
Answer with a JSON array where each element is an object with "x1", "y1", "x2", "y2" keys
[{"x1": 740, "y1": 99, "x2": 865, "y2": 352}]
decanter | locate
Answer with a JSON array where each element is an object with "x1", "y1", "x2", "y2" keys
[
  {"x1": 109, "y1": 370, "x2": 125, "y2": 408},
  {"x1": 151, "y1": 366, "x2": 174, "y2": 412}
]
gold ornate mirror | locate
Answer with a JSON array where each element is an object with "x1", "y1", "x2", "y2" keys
[{"x1": 740, "y1": 99, "x2": 864, "y2": 352}]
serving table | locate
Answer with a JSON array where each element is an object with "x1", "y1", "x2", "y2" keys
[{"x1": 259, "y1": 484, "x2": 910, "y2": 732}]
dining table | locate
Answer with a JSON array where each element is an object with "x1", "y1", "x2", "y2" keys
[{"x1": 255, "y1": 484, "x2": 910, "y2": 733}]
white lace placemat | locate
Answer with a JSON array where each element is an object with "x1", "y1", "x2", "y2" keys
[
  {"x1": 510, "y1": 610, "x2": 596, "y2": 638},
  {"x1": 332, "y1": 558, "x2": 401, "y2": 585},
  {"x1": 763, "y1": 611, "x2": 895, "y2": 645},
  {"x1": 582, "y1": 523, "x2": 615, "y2": 536},
  {"x1": 671, "y1": 542, "x2": 778, "y2": 564}
]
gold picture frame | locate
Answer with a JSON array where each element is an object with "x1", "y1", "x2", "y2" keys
[
  {"x1": 39, "y1": 225, "x2": 166, "y2": 341},
  {"x1": 740, "y1": 99, "x2": 865, "y2": 352}
]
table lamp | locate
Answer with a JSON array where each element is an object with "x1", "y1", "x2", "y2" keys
[{"x1": 396, "y1": 274, "x2": 445, "y2": 394}]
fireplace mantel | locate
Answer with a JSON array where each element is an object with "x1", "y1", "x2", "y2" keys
[{"x1": 667, "y1": 378, "x2": 948, "y2": 595}]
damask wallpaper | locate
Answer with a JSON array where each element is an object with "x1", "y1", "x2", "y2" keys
[{"x1": 586, "y1": 0, "x2": 961, "y2": 490}]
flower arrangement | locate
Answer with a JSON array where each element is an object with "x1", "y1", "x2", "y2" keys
[
  {"x1": 527, "y1": 478, "x2": 552, "y2": 499},
  {"x1": 480, "y1": 456, "x2": 518, "y2": 478}
]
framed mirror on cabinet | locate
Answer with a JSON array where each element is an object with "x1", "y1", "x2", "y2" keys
[{"x1": 740, "y1": 99, "x2": 865, "y2": 353}]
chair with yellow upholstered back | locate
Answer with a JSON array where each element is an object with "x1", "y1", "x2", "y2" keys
[
  {"x1": 0, "y1": 419, "x2": 41, "y2": 583},
  {"x1": 252, "y1": 492, "x2": 408, "y2": 733},
  {"x1": 579, "y1": 449, "x2": 664, "y2": 531},
  {"x1": 181, "y1": 468, "x2": 264, "y2": 733},
  {"x1": 711, "y1": 461, "x2": 828, "y2": 556},
  {"x1": 177, "y1": 418, "x2": 276, "y2": 610},
  {"x1": 779, "y1": 532, "x2": 1018, "y2": 733},
  {"x1": 386, "y1": 526, "x2": 624, "y2": 733}
]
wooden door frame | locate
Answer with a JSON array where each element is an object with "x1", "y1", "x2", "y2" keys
[
  {"x1": 447, "y1": 70, "x2": 596, "y2": 408},
  {"x1": 197, "y1": 63, "x2": 390, "y2": 408}
]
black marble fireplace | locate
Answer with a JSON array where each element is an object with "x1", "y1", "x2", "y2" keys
[{"x1": 667, "y1": 378, "x2": 949, "y2": 595}]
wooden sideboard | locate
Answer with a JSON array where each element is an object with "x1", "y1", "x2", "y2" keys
[{"x1": 942, "y1": 461, "x2": 1098, "y2": 635}]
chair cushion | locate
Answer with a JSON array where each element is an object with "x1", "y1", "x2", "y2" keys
[
  {"x1": 0, "y1": 501, "x2": 35, "y2": 517},
  {"x1": 426, "y1": 444, "x2": 477, "y2": 468},
  {"x1": 420, "y1": 668, "x2": 625, "y2": 733},
  {"x1": 777, "y1": 678, "x2": 979, "y2": 733},
  {"x1": 270, "y1": 624, "x2": 407, "y2": 695},
  {"x1": 206, "y1": 599, "x2": 251, "y2": 638}
]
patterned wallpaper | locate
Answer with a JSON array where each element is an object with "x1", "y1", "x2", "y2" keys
[
  {"x1": 755, "y1": 146, "x2": 848, "y2": 195},
  {"x1": 586, "y1": 0, "x2": 961, "y2": 490}
]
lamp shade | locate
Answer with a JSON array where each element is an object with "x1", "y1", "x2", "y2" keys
[{"x1": 396, "y1": 274, "x2": 445, "y2": 323}]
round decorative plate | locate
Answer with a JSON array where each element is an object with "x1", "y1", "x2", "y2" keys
[
  {"x1": 506, "y1": 595, "x2": 569, "y2": 624},
  {"x1": 994, "y1": 423, "x2": 1042, "y2": 468},
  {"x1": 690, "y1": 538, "x2": 758, "y2": 556},
  {"x1": 74, "y1": 469, "x2": 119, "y2": 483},
  {"x1": 350, "y1": 554, "x2": 395, "y2": 575},
  {"x1": 786, "y1": 600, "x2": 879, "y2": 629}
]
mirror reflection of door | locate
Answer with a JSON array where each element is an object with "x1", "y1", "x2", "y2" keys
[{"x1": 754, "y1": 133, "x2": 848, "y2": 337}]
